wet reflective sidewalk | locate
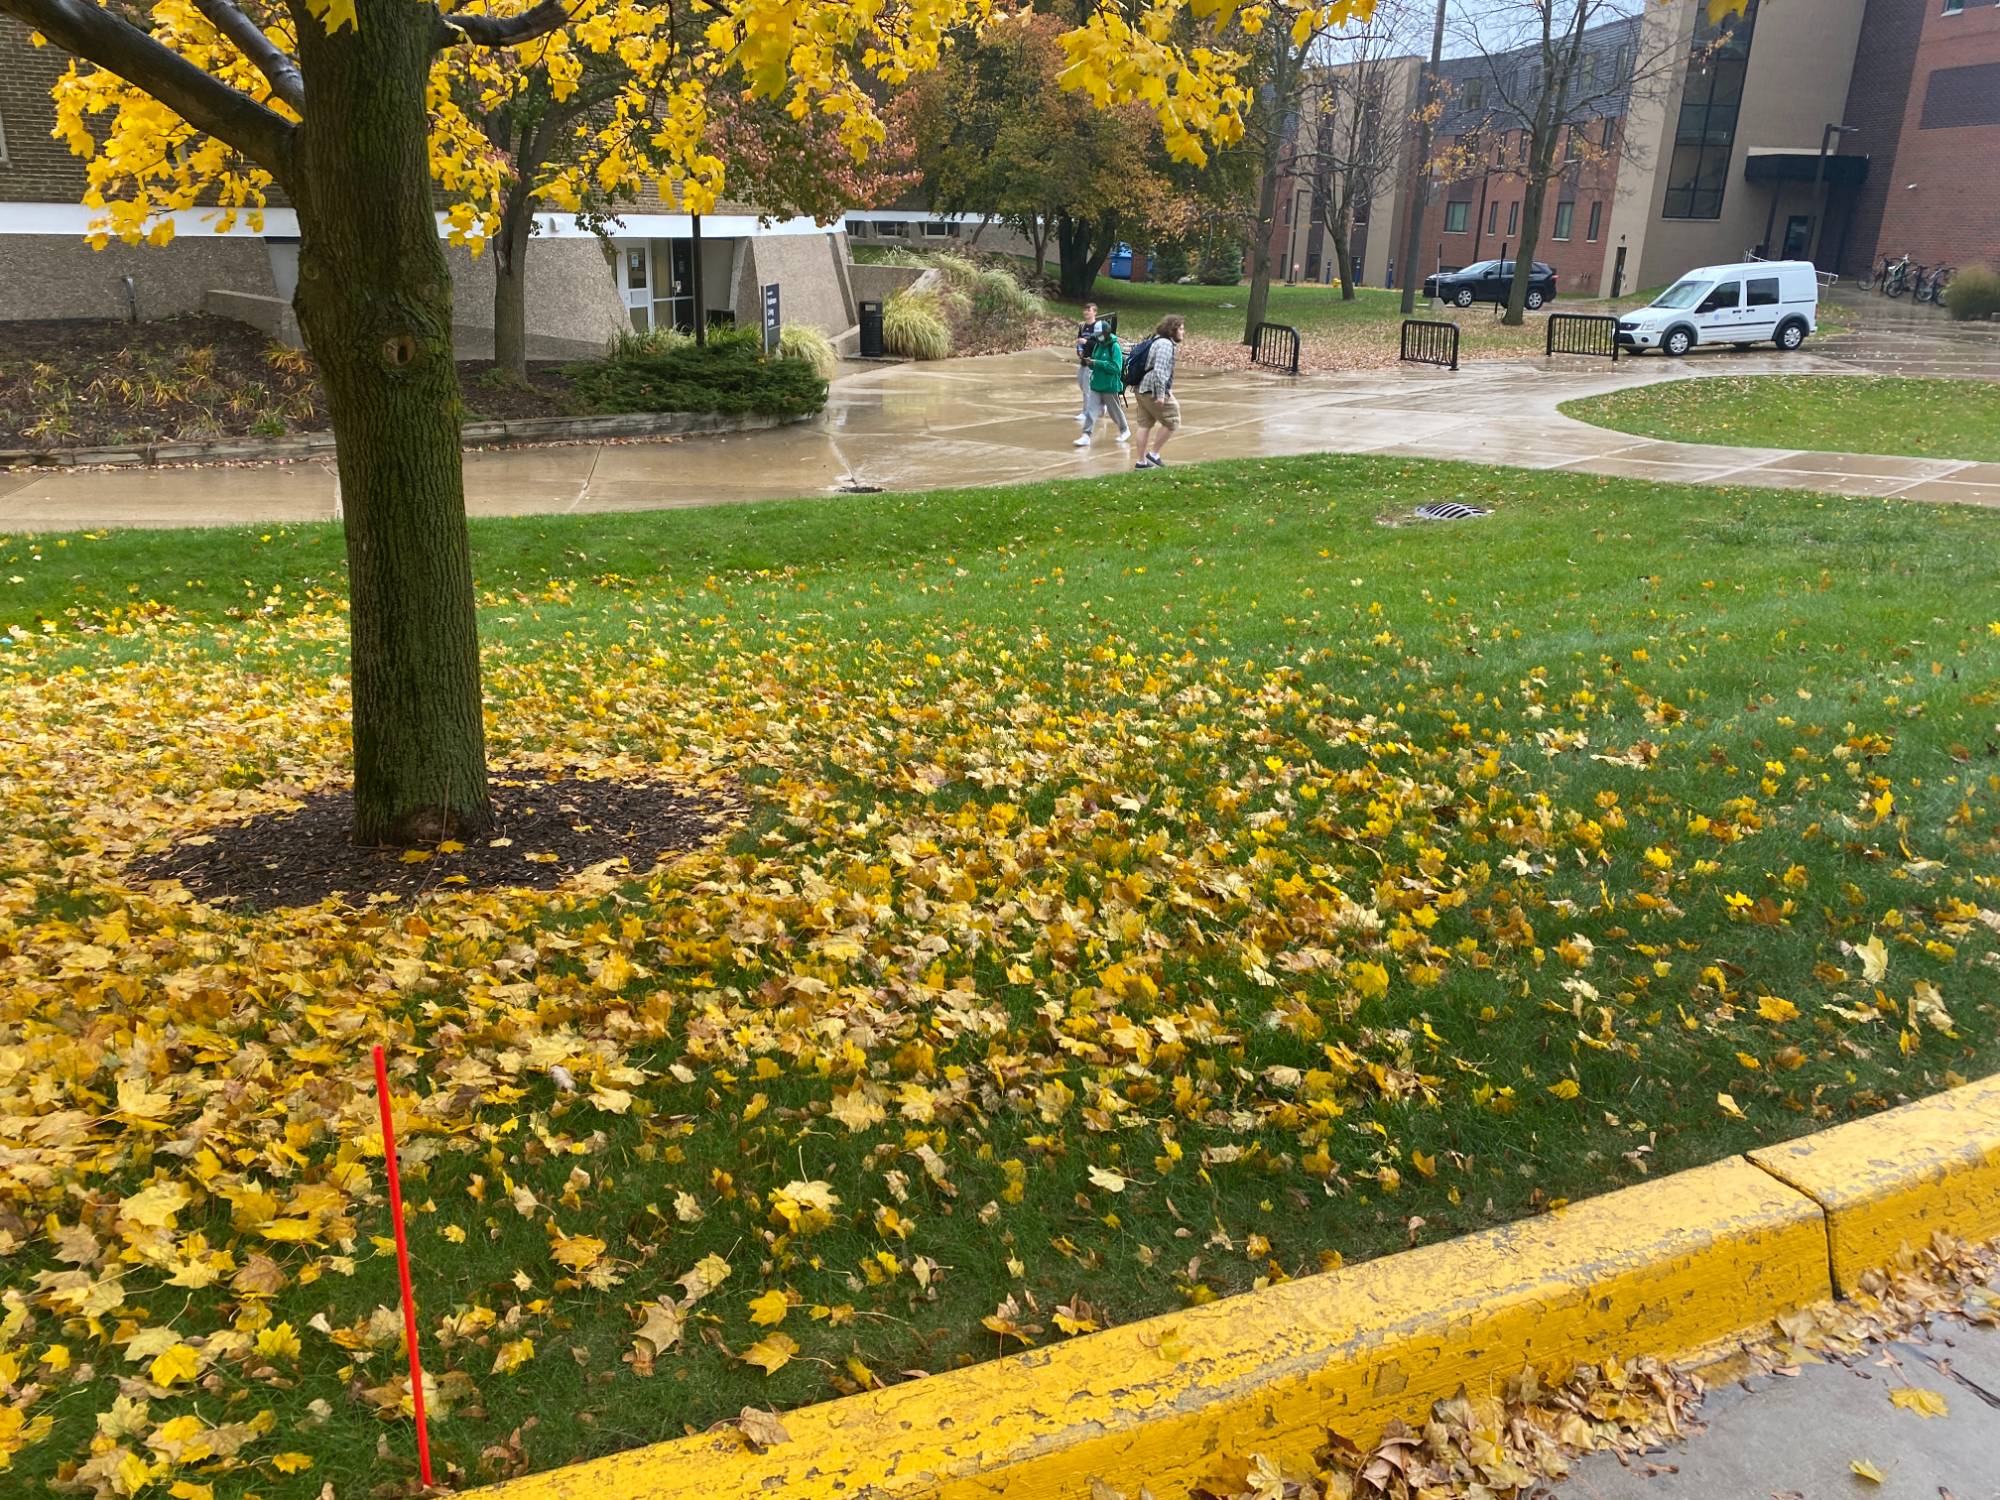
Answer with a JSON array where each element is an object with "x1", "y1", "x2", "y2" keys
[{"x1": 3, "y1": 331, "x2": 1997, "y2": 530}]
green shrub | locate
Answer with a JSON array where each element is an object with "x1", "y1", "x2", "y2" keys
[
  {"x1": 1947, "y1": 265, "x2": 2000, "y2": 323},
  {"x1": 1151, "y1": 242, "x2": 1192, "y2": 282},
  {"x1": 1197, "y1": 234, "x2": 1246, "y2": 286},
  {"x1": 882, "y1": 289, "x2": 953, "y2": 360},
  {"x1": 607, "y1": 325, "x2": 694, "y2": 359},
  {"x1": 565, "y1": 328, "x2": 826, "y2": 418},
  {"x1": 778, "y1": 323, "x2": 839, "y2": 381},
  {"x1": 971, "y1": 266, "x2": 1044, "y2": 324}
]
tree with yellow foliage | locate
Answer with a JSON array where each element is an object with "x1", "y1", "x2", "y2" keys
[{"x1": 4, "y1": 0, "x2": 1377, "y2": 845}]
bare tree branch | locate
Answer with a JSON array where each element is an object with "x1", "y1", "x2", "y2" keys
[
  {"x1": 2, "y1": 0, "x2": 295, "y2": 171},
  {"x1": 191, "y1": 0, "x2": 303, "y2": 111},
  {"x1": 435, "y1": 0, "x2": 570, "y2": 50}
]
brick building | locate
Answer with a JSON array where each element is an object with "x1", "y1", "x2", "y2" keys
[
  {"x1": 1843, "y1": 0, "x2": 2000, "y2": 277},
  {"x1": 1277, "y1": 0, "x2": 1994, "y2": 299},
  {"x1": 0, "y1": 16, "x2": 862, "y2": 352}
]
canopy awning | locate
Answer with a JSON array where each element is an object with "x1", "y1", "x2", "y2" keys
[{"x1": 1743, "y1": 148, "x2": 1870, "y2": 187}]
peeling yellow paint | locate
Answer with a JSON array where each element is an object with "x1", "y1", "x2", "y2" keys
[
  {"x1": 1749, "y1": 1075, "x2": 2000, "y2": 1295},
  {"x1": 477, "y1": 1159, "x2": 1827, "y2": 1500}
]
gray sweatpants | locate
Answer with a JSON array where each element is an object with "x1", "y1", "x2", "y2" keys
[
  {"x1": 1077, "y1": 362, "x2": 1092, "y2": 417},
  {"x1": 1082, "y1": 390, "x2": 1129, "y2": 436}
]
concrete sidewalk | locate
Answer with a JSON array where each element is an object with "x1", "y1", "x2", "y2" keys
[
  {"x1": 1555, "y1": 1291, "x2": 2000, "y2": 1500},
  {"x1": 3, "y1": 342, "x2": 1997, "y2": 530}
]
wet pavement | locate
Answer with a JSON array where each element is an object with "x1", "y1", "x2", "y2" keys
[
  {"x1": 4, "y1": 306, "x2": 1998, "y2": 530},
  {"x1": 1554, "y1": 1293, "x2": 2000, "y2": 1500}
]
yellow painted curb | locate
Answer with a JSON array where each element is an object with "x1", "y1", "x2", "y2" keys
[
  {"x1": 1748, "y1": 1075, "x2": 2000, "y2": 1296},
  {"x1": 482, "y1": 1158, "x2": 1826, "y2": 1500}
]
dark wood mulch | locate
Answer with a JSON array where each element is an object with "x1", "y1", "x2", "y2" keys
[
  {"x1": 0, "y1": 316, "x2": 578, "y2": 449},
  {"x1": 132, "y1": 771, "x2": 738, "y2": 909}
]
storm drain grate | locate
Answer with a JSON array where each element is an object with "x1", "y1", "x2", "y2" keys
[
  {"x1": 1413, "y1": 501, "x2": 1491, "y2": 521},
  {"x1": 836, "y1": 481, "x2": 884, "y2": 494}
]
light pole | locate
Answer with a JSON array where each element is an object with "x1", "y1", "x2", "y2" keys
[{"x1": 1810, "y1": 122, "x2": 1859, "y2": 265}]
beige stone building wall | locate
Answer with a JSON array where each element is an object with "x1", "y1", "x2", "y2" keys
[
  {"x1": 1622, "y1": 0, "x2": 1867, "y2": 292},
  {"x1": 0, "y1": 233, "x2": 277, "y2": 322},
  {"x1": 448, "y1": 238, "x2": 631, "y2": 359}
]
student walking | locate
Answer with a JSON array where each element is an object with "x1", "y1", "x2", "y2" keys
[
  {"x1": 1074, "y1": 321, "x2": 1130, "y2": 447},
  {"x1": 1073, "y1": 302, "x2": 1099, "y2": 424},
  {"x1": 1131, "y1": 314, "x2": 1185, "y2": 469}
]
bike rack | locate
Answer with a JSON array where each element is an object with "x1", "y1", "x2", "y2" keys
[
  {"x1": 1400, "y1": 319, "x2": 1460, "y2": 371},
  {"x1": 1545, "y1": 312, "x2": 1620, "y2": 361},
  {"x1": 1249, "y1": 322, "x2": 1301, "y2": 375}
]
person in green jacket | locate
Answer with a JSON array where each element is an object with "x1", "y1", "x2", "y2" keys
[{"x1": 1073, "y1": 321, "x2": 1131, "y2": 447}]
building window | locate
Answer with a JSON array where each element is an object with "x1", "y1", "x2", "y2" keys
[
  {"x1": 1488, "y1": 200, "x2": 1500, "y2": 235},
  {"x1": 1579, "y1": 51, "x2": 1598, "y2": 95},
  {"x1": 1586, "y1": 200, "x2": 1602, "y2": 241},
  {"x1": 923, "y1": 221, "x2": 952, "y2": 238},
  {"x1": 1553, "y1": 201, "x2": 1574, "y2": 240},
  {"x1": 0, "y1": 109, "x2": 9, "y2": 164},
  {"x1": 1602, "y1": 116, "x2": 1616, "y2": 149},
  {"x1": 874, "y1": 220, "x2": 907, "y2": 237},
  {"x1": 1920, "y1": 62, "x2": 2000, "y2": 128},
  {"x1": 1444, "y1": 200, "x2": 1470, "y2": 233},
  {"x1": 1662, "y1": 0, "x2": 1759, "y2": 219},
  {"x1": 1613, "y1": 46, "x2": 1630, "y2": 81},
  {"x1": 1943, "y1": 0, "x2": 1963, "y2": 12},
  {"x1": 1507, "y1": 201, "x2": 1520, "y2": 236},
  {"x1": 1353, "y1": 198, "x2": 1370, "y2": 226},
  {"x1": 1464, "y1": 77, "x2": 1484, "y2": 110},
  {"x1": 844, "y1": 218, "x2": 870, "y2": 237}
]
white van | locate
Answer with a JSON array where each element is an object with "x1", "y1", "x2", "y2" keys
[{"x1": 1615, "y1": 260, "x2": 1818, "y2": 356}]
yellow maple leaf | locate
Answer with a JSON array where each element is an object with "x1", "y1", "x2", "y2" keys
[
  {"x1": 1547, "y1": 1078, "x2": 1580, "y2": 1101},
  {"x1": 741, "y1": 1333, "x2": 798, "y2": 1374},
  {"x1": 492, "y1": 1337, "x2": 535, "y2": 1375},
  {"x1": 747, "y1": 1289, "x2": 790, "y2": 1327},
  {"x1": 1717, "y1": 1092, "x2": 1746, "y2": 1120},
  {"x1": 551, "y1": 1231, "x2": 607, "y2": 1272},
  {"x1": 1756, "y1": 995, "x2": 1799, "y2": 1023},
  {"x1": 149, "y1": 1343, "x2": 201, "y2": 1386},
  {"x1": 1888, "y1": 1386, "x2": 1947, "y2": 1418},
  {"x1": 1850, "y1": 1458, "x2": 1886, "y2": 1483},
  {"x1": 271, "y1": 1453, "x2": 314, "y2": 1474}
]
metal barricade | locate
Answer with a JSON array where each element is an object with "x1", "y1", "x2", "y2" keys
[
  {"x1": 1249, "y1": 321, "x2": 1301, "y2": 375},
  {"x1": 1545, "y1": 312, "x2": 1620, "y2": 361},
  {"x1": 1399, "y1": 318, "x2": 1460, "y2": 371}
]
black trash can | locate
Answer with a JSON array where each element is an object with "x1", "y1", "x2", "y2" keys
[{"x1": 858, "y1": 300, "x2": 885, "y2": 359}]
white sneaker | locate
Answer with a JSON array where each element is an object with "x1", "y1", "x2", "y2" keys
[
  {"x1": 1114, "y1": 430, "x2": 1130, "y2": 444},
  {"x1": 1076, "y1": 413, "x2": 1088, "y2": 424},
  {"x1": 1072, "y1": 434, "x2": 1092, "y2": 447}
]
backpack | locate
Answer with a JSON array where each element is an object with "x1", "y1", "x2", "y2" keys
[{"x1": 1122, "y1": 334, "x2": 1158, "y2": 391}]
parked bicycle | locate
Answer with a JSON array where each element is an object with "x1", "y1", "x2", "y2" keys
[
  {"x1": 1916, "y1": 264, "x2": 1954, "y2": 305},
  {"x1": 1859, "y1": 253, "x2": 1891, "y2": 292},
  {"x1": 1880, "y1": 253, "x2": 1915, "y2": 298}
]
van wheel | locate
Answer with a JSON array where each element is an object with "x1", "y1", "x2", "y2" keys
[
  {"x1": 1525, "y1": 289, "x2": 1546, "y2": 311},
  {"x1": 1775, "y1": 319, "x2": 1807, "y2": 351},
  {"x1": 1453, "y1": 287, "x2": 1475, "y2": 308},
  {"x1": 1663, "y1": 327, "x2": 1693, "y2": 357}
]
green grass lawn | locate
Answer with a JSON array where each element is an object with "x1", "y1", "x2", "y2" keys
[
  {"x1": 1561, "y1": 375, "x2": 2000, "y2": 462},
  {"x1": 4, "y1": 456, "x2": 2000, "y2": 1497}
]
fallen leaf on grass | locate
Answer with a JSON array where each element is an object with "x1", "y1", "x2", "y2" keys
[{"x1": 742, "y1": 1333, "x2": 798, "y2": 1375}]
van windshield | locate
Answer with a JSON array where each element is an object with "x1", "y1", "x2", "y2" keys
[{"x1": 1653, "y1": 278, "x2": 1710, "y2": 310}]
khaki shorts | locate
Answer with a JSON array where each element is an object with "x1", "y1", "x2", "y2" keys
[{"x1": 1135, "y1": 392, "x2": 1181, "y2": 430}]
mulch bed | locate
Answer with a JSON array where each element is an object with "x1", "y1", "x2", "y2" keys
[
  {"x1": 0, "y1": 316, "x2": 579, "y2": 449},
  {"x1": 132, "y1": 770, "x2": 739, "y2": 909}
]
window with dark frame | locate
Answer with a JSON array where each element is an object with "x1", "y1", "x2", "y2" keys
[
  {"x1": 1465, "y1": 77, "x2": 1485, "y2": 109},
  {"x1": 1445, "y1": 200, "x2": 1470, "y2": 232},
  {"x1": 1586, "y1": 200, "x2": 1602, "y2": 240},
  {"x1": 1488, "y1": 201, "x2": 1499, "y2": 234},
  {"x1": 1663, "y1": 0, "x2": 1759, "y2": 219},
  {"x1": 1553, "y1": 201, "x2": 1574, "y2": 240},
  {"x1": 1507, "y1": 201, "x2": 1519, "y2": 235}
]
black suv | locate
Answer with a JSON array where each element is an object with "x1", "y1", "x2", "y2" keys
[{"x1": 1422, "y1": 260, "x2": 1558, "y2": 310}]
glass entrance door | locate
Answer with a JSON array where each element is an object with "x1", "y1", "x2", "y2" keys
[
  {"x1": 618, "y1": 243, "x2": 652, "y2": 331},
  {"x1": 652, "y1": 239, "x2": 696, "y2": 333}
]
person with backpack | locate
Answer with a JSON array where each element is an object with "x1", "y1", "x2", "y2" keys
[
  {"x1": 1073, "y1": 321, "x2": 1130, "y2": 447},
  {"x1": 1073, "y1": 302, "x2": 1099, "y2": 424},
  {"x1": 1128, "y1": 314, "x2": 1185, "y2": 470}
]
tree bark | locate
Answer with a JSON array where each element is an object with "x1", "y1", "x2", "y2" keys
[
  {"x1": 291, "y1": 0, "x2": 493, "y2": 844},
  {"x1": 1398, "y1": 0, "x2": 1448, "y2": 316},
  {"x1": 492, "y1": 179, "x2": 534, "y2": 381},
  {"x1": 1242, "y1": 37, "x2": 1292, "y2": 343},
  {"x1": 1056, "y1": 213, "x2": 1109, "y2": 299}
]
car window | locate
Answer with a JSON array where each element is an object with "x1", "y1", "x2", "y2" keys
[
  {"x1": 1697, "y1": 281, "x2": 1740, "y2": 313},
  {"x1": 1746, "y1": 277, "x2": 1780, "y2": 307},
  {"x1": 1460, "y1": 261, "x2": 1495, "y2": 275},
  {"x1": 1654, "y1": 278, "x2": 1709, "y2": 310}
]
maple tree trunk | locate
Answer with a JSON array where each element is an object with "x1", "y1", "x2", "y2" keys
[
  {"x1": 492, "y1": 184, "x2": 534, "y2": 382},
  {"x1": 291, "y1": 0, "x2": 493, "y2": 845},
  {"x1": 1329, "y1": 221, "x2": 1356, "y2": 301},
  {"x1": 1504, "y1": 165, "x2": 1551, "y2": 327}
]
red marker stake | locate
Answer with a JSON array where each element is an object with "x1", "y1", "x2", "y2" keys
[{"x1": 373, "y1": 1044, "x2": 435, "y2": 1488}]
